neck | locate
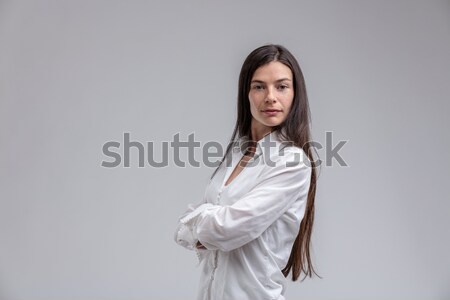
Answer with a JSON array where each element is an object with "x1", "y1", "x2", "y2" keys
[{"x1": 250, "y1": 124, "x2": 273, "y2": 142}]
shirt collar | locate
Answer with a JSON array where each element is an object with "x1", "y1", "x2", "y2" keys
[{"x1": 235, "y1": 129, "x2": 286, "y2": 159}]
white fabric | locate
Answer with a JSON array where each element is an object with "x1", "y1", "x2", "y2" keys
[{"x1": 174, "y1": 130, "x2": 312, "y2": 300}]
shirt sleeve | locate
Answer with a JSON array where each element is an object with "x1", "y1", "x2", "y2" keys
[
  {"x1": 174, "y1": 179, "x2": 219, "y2": 265},
  {"x1": 178, "y1": 147, "x2": 312, "y2": 252},
  {"x1": 174, "y1": 192, "x2": 210, "y2": 251}
]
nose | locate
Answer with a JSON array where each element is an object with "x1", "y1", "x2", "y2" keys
[{"x1": 265, "y1": 87, "x2": 277, "y2": 103}]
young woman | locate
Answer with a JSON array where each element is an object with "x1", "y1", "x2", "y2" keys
[{"x1": 174, "y1": 44, "x2": 319, "y2": 300}]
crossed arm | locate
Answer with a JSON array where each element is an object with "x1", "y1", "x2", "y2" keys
[{"x1": 174, "y1": 147, "x2": 311, "y2": 253}]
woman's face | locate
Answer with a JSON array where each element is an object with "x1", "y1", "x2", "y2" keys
[{"x1": 248, "y1": 61, "x2": 294, "y2": 133}]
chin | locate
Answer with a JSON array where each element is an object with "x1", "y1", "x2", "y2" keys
[
  {"x1": 264, "y1": 122, "x2": 281, "y2": 127},
  {"x1": 266, "y1": 119, "x2": 282, "y2": 125},
  {"x1": 253, "y1": 116, "x2": 282, "y2": 128}
]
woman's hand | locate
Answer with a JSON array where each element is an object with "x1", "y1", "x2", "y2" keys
[{"x1": 196, "y1": 241, "x2": 206, "y2": 249}]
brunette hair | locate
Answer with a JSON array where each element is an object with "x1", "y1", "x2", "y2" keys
[{"x1": 211, "y1": 44, "x2": 321, "y2": 281}]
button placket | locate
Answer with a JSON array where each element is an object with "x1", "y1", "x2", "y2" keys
[
  {"x1": 206, "y1": 189, "x2": 222, "y2": 299},
  {"x1": 215, "y1": 190, "x2": 222, "y2": 204}
]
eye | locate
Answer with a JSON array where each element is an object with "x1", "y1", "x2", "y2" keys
[
  {"x1": 252, "y1": 84, "x2": 263, "y2": 90},
  {"x1": 278, "y1": 85, "x2": 288, "y2": 90}
]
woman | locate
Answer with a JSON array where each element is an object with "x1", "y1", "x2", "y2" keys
[{"x1": 174, "y1": 44, "x2": 319, "y2": 300}]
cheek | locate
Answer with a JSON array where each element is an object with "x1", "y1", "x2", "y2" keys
[
  {"x1": 248, "y1": 95, "x2": 259, "y2": 109},
  {"x1": 284, "y1": 95, "x2": 294, "y2": 112},
  {"x1": 249, "y1": 94, "x2": 264, "y2": 107},
  {"x1": 248, "y1": 96, "x2": 253, "y2": 106},
  {"x1": 248, "y1": 96, "x2": 262, "y2": 118}
]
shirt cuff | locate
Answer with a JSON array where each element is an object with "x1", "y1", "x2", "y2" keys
[{"x1": 174, "y1": 203, "x2": 214, "y2": 250}]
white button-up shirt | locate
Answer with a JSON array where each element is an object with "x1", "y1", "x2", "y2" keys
[{"x1": 174, "y1": 130, "x2": 312, "y2": 300}]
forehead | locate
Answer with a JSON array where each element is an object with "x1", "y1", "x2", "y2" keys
[{"x1": 251, "y1": 61, "x2": 293, "y2": 80}]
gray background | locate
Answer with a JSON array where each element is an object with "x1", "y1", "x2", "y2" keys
[{"x1": 1, "y1": 0, "x2": 449, "y2": 299}]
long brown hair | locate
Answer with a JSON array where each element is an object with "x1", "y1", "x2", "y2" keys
[{"x1": 210, "y1": 44, "x2": 321, "y2": 281}]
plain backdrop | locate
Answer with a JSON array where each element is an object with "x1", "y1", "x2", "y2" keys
[{"x1": 1, "y1": 0, "x2": 449, "y2": 299}]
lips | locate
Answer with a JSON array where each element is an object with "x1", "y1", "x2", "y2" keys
[{"x1": 261, "y1": 109, "x2": 282, "y2": 112}]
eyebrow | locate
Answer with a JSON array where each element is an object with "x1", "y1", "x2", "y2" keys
[{"x1": 250, "y1": 78, "x2": 292, "y2": 84}]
